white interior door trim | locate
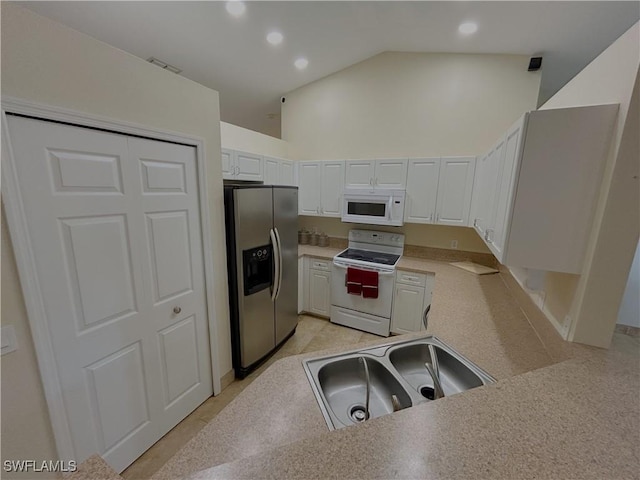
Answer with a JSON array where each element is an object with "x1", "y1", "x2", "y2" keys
[{"x1": 1, "y1": 96, "x2": 222, "y2": 463}]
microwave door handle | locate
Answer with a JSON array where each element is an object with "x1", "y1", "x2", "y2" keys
[{"x1": 387, "y1": 196, "x2": 393, "y2": 221}]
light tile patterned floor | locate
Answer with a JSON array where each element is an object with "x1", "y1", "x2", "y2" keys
[{"x1": 121, "y1": 315, "x2": 379, "y2": 480}]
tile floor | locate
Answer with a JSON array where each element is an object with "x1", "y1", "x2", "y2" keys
[
  {"x1": 121, "y1": 315, "x2": 380, "y2": 480},
  {"x1": 121, "y1": 316, "x2": 639, "y2": 480}
]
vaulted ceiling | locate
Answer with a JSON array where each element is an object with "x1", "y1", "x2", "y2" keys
[{"x1": 20, "y1": 1, "x2": 640, "y2": 138}]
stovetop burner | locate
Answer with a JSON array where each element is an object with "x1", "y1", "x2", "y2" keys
[{"x1": 336, "y1": 248, "x2": 400, "y2": 266}]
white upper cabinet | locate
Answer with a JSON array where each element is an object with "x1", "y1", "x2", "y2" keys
[
  {"x1": 263, "y1": 156, "x2": 280, "y2": 185},
  {"x1": 320, "y1": 161, "x2": 345, "y2": 217},
  {"x1": 476, "y1": 104, "x2": 618, "y2": 273},
  {"x1": 263, "y1": 156, "x2": 296, "y2": 186},
  {"x1": 235, "y1": 151, "x2": 263, "y2": 181},
  {"x1": 298, "y1": 162, "x2": 322, "y2": 215},
  {"x1": 345, "y1": 158, "x2": 408, "y2": 191},
  {"x1": 404, "y1": 158, "x2": 440, "y2": 224},
  {"x1": 298, "y1": 161, "x2": 345, "y2": 216},
  {"x1": 280, "y1": 160, "x2": 295, "y2": 186},
  {"x1": 221, "y1": 149, "x2": 234, "y2": 177},
  {"x1": 345, "y1": 160, "x2": 375, "y2": 189},
  {"x1": 374, "y1": 158, "x2": 409, "y2": 189},
  {"x1": 222, "y1": 149, "x2": 263, "y2": 181},
  {"x1": 434, "y1": 156, "x2": 476, "y2": 226},
  {"x1": 470, "y1": 138, "x2": 505, "y2": 236},
  {"x1": 488, "y1": 117, "x2": 524, "y2": 259}
]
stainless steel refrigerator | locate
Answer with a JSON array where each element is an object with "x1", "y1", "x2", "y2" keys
[{"x1": 223, "y1": 185, "x2": 298, "y2": 378}]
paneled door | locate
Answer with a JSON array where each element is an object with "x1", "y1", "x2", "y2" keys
[{"x1": 5, "y1": 116, "x2": 212, "y2": 472}]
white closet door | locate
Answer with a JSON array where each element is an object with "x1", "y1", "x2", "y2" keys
[
  {"x1": 5, "y1": 116, "x2": 212, "y2": 472},
  {"x1": 128, "y1": 137, "x2": 212, "y2": 437}
]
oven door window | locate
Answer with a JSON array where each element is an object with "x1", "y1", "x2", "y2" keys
[{"x1": 347, "y1": 201, "x2": 386, "y2": 217}]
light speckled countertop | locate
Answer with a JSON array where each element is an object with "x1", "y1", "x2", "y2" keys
[{"x1": 150, "y1": 246, "x2": 639, "y2": 480}]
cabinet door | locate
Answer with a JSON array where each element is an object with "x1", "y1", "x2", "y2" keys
[
  {"x1": 263, "y1": 156, "x2": 280, "y2": 185},
  {"x1": 469, "y1": 152, "x2": 487, "y2": 234},
  {"x1": 374, "y1": 158, "x2": 408, "y2": 189},
  {"x1": 490, "y1": 115, "x2": 525, "y2": 261},
  {"x1": 298, "y1": 162, "x2": 321, "y2": 215},
  {"x1": 235, "y1": 151, "x2": 263, "y2": 181},
  {"x1": 309, "y1": 269, "x2": 331, "y2": 317},
  {"x1": 405, "y1": 158, "x2": 440, "y2": 224},
  {"x1": 345, "y1": 160, "x2": 375, "y2": 190},
  {"x1": 320, "y1": 161, "x2": 345, "y2": 217},
  {"x1": 221, "y1": 148, "x2": 235, "y2": 179},
  {"x1": 484, "y1": 137, "x2": 507, "y2": 238},
  {"x1": 435, "y1": 156, "x2": 476, "y2": 226},
  {"x1": 391, "y1": 284, "x2": 425, "y2": 334},
  {"x1": 280, "y1": 160, "x2": 295, "y2": 186}
]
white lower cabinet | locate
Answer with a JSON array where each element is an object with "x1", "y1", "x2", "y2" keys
[
  {"x1": 304, "y1": 257, "x2": 331, "y2": 318},
  {"x1": 391, "y1": 270, "x2": 434, "y2": 334}
]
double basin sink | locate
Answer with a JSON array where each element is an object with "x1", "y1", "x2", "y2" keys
[{"x1": 303, "y1": 336, "x2": 495, "y2": 430}]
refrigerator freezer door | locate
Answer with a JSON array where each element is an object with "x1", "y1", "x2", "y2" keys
[
  {"x1": 233, "y1": 188, "x2": 276, "y2": 367},
  {"x1": 273, "y1": 187, "x2": 299, "y2": 345}
]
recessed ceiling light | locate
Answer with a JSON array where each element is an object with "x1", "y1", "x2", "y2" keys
[
  {"x1": 294, "y1": 58, "x2": 309, "y2": 70},
  {"x1": 458, "y1": 22, "x2": 478, "y2": 35},
  {"x1": 267, "y1": 31, "x2": 284, "y2": 46},
  {"x1": 226, "y1": 1, "x2": 246, "y2": 17}
]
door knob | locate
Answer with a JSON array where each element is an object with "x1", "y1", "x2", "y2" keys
[{"x1": 173, "y1": 306, "x2": 182, "y2": 314}]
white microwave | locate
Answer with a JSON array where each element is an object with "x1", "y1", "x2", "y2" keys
[{"x1": 341, "y1": 189, "x2": 406, "y2": 226}]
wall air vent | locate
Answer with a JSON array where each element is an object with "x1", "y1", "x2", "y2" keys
[{"x1": 147, "y1": 57, "x2": 182, "y2": 74}]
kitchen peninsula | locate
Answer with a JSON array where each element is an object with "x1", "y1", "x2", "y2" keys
[{"x1": 149, "y1": 248, "x2": 639, "y2": 480}]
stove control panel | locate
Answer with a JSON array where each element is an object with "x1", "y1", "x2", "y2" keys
[{"x1": 348, "y1": 230, "x2": 405, "y2": 248}]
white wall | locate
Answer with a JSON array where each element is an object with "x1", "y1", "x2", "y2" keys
[
  {"x1": 221, "y1": 121, "x2": 289, "y2": 159},
  {"x1": 1, "y1": 3, "x2": 232, "y2": 470},
  {"x1": 282, "y1": 51, "x2": 541, "y2": 160},
  {"x1": 617, "y1": 240, "x2": 640, "y2": 328},
  {"x1": 537, "y1": 22, "x2": 640, "y2": 347}
]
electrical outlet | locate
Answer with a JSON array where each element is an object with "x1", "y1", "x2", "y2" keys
[{"x1": 451, "y1": 240, "x2": 458, "y2": 249}]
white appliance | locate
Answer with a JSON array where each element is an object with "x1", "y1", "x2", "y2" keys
[
  {"x1": 331, "y1": 230, "x2": 404, "y2": 336},
  {"x1": 341, "y1": 189, "x2": 406, "y2": 226}
]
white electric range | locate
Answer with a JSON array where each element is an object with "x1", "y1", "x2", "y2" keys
[{"x1": 331, "y1": 230, "x2": 404, "y2": 336}]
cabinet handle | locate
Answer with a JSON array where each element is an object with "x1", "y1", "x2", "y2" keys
[
  {"x1": 369, "y1": 178, "x2": 373, "y2": 186},
  {"x1": 473, "y1": 219, "x2": 478, "y2": 227},
  {"x1": 173, "y1": 306, "x2": 182, "y2": 314}
]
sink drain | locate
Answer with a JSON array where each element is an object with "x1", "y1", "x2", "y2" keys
[
  {"x1": 349, "y1": 405, "x2": 369, "y2": 422},
  {"x1": 419, "y1": 385, "x2": 435, "y2": 400}
]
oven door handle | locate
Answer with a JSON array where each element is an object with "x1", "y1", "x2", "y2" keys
[{"x1": 332, "y1": 262, "x2": 396, "y2": 275}]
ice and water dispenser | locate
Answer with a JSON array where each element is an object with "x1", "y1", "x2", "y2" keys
[{"x1": 242, "y1": 245, "x2": 273, "y2": 296}]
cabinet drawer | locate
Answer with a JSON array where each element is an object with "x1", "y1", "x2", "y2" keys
[
  {"x1": 310, "y1": 259, "x2": 330, "y2": 271},
  {"x1": 396, "y1": 270, "x2": 427, "y2": 287}
]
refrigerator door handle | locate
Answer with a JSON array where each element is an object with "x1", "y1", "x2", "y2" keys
[
  {"x1": 270, "y1": 228, "x2": 280, "y2": 302},
  {"x1": 274, "y1": 227, "x2": 284, "y2": 300}
]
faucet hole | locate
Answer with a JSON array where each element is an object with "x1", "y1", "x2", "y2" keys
[{"x1": 419, "y1": 385, "x2": 435, "y2": 400}]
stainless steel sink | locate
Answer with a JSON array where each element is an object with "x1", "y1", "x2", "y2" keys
[
  {"x1": 317, "y1": 356, "x2": 412, "y2": 426},
  {"x1": 304, "y1": 336, "x2": 495, "y2": 430}
]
